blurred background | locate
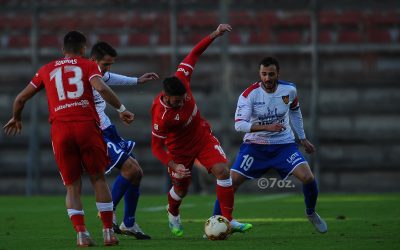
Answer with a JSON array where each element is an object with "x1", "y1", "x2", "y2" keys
[{"x1": 0, "y1": 0, "x2": 399, "y2": 195}]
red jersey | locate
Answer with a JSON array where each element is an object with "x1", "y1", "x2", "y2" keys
[
  {"x1": 151, "y1": 35, "x2": 216, "y2": 165},
  {"x1": 30, "y1": 57, "x2": 102, "y2": 123}
]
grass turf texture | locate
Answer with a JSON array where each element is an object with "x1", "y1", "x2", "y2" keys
[{"x1": 0, "y1": 193, "x2": 399, "y2": 249}]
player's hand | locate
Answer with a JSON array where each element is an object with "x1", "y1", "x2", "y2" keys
[
  {"x1": 3, "y1": 117, "x2": 22, "y2": 136},
  {"x1": 138, "y1": 72, "x2": 159, "y2": 84},
  {"x1": 119, "y1": 110, "x2": 135, "y2": 125},
  {"x1": 299, "y1": 139, "x2": 315, "y2": 154},
  {"x1": 215, "y1": 24, "x2": 232, "y2": 37},
  {"x1": 264, "y1": 123, "x2": 285, "y2": 132},
  {"x1": 171, "y1": 162, "x2": 191, "y2": 178}
]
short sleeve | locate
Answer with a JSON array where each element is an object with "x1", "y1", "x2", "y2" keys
[
  {"x1": 30, "y1": 67, "x2": 44, "y2": 89},
  {"x1": 88, "y1": 61, "x2": 102, "y2": 81}
]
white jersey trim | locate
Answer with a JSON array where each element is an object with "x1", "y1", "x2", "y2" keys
[
  {"x1": 152, "y1": 131, "x2": 167, "y2": 139},
  {"x1": 180, "y1": 62, "x2": 194, "y2": 70}
]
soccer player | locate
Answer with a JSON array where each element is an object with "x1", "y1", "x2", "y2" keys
[
  {"x1": 212, "y1": 57, "x2": 328, "y2": 233},
  {"x1": 89, "y1": 41, "x2": 158, "y2": 239},
  {"x1": 151, "y1": 24, "x2": 252, "y2": 237},
  {"x1": 3, "y1": 31, "x2": 134, "y2": 247}
]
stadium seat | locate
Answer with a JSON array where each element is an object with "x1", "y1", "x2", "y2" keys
[
  {"x1": 276, "y1": 30, "x2": 303, "y2": 44},
  {"x1": 97, "y1": 34, "x2": 121, "y2": 47},
  {"x1": 39, "y1": 34, "x2": 61, "y2": 47},
  {"x1": 318, "y1": 30, "x2": 334, "y2": 43},
  {"x1": 229, "y1": 11, "x2": 257, "y2": 27},
  {"x1": 249, "y1": 32, "x2": 270, "y2": 44},
  {"x1": 7, "y1": 34, "x2": 30, "y2": 48},
  {"x1": 128, "y1": 33, "x2": 150, "y2": 46},
  {"x1": 337, "y1": 30, "x2": 363, "y2": 43},
  {"x1": 367, "y1": 28, "x2": 393, "y2": 43}
]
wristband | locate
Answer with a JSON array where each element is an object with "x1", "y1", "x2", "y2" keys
[{"x1": 116, "y1": 104, "x2": 126, "y2": 113}]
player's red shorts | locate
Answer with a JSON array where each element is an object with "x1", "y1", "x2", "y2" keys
[
  {"x1": 50, "y1": 120, "x2": 109, "y2": 185},
  {"x1": 168, "y1": 132, "x2": 228, "y2": 191}
]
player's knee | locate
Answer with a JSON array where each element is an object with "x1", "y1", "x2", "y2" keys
[
  {"x1": 302, "y1": 173, "x2": 315, "y2": 184},
  {"x1": 211, "y1": 164, "x2": 230, "y2": 180},
  {"x1": 121, "y1": 158, "x2": 143, "y2": 184}
]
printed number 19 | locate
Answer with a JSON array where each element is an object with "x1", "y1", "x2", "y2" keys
[{"x1": 239, "y1": 154, "x2": 254, "y2": 171}]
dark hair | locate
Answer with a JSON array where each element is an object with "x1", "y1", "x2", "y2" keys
[
  {"x1": 63, "y1": 31, "x2": 86, "y2": 54},
  {"x1": 259, "y1": 57, "x2": 280, "y2": 73},
  {"x1": 90, "y1": 41, "x2": 117, "y2": 61},
  {"x1": 163, "y1": 76, "x2": 186, "y2": 96}
]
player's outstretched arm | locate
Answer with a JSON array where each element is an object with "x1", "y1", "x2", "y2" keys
[
  {"x1": 138, "y1": 72, "x2": 159, "y2": 84},
  {"x1": 3, "y1": 84, "x2": 38, "y2": 136},
  {"x1": 210, "y1": 24, "x2": 232, "y2": 39},
  {"x1": 90, "y1": 76, "x2": 134, "y2": 125}
]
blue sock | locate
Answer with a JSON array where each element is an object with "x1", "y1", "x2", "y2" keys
[
  {"x1": 213, "y1": 199, "x2": 222, "y2": 216},
  {"x1": 111, "y1": 174, "x2": 131, "y2": 210},
  {"x1": 303, "y1": 179, "x2": 318, "y2": 215},
  {"x1": 123, "y1": 184, "x2": 140, "y2": 227}
]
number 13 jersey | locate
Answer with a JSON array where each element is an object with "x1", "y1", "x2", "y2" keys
[{"x1": 30, "y1": 57, "x2": 102, "y2": 123}]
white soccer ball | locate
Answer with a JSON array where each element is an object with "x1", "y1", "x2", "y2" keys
[{"x1": 204, "y1": 215, "x2": 231, "y2": 240}]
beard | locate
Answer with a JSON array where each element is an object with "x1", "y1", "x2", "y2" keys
[{"x1": 263, "y1": 80, "x2": 277, "y2": 92}]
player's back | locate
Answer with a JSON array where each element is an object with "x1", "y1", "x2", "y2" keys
[{"x1": 31, "y1": 57, "x2": 102, "y2": 123}]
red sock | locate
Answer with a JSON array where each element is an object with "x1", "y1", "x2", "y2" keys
[
  {"x1": 216, "y1": 185, "x2": 234, "y2": 221},
  {"x1": 167, "y1": 191, "x2": 182, "y2": 216},
  {"x1": 100, "y1": 211, "x2": 113, "y2": 229},
  {"x1": 70, "y1": 214, "x2": 86, "y2": 232}
]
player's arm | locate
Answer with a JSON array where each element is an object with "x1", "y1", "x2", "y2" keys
[
  {"x1": 3, "y1": 84, "x2": 40, "y2": 136},
  {"x1": 90, "y1": 76, "x2": 134, "y2": 125},
  {"x1": 234, "y1": 94, "x2": 284, "y2": 133},
  {"x1": 104, "y1": 72, "x2": 159, "y2": 86},
  {"x1": 289, "y1": 95, "x2": 315, "y2": 153},
  {"x1": 176, "y1": 24, "x2": 232, "y2": 84}
]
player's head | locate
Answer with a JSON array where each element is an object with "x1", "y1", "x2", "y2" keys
[
  {"x1": 162, "y1": 76, "x2": 187, "y2": 108},
  {"x1": 259, "y1": 57, "x2": 280, "y2": 92},
  {"x1": 90, "y1": 42, "x2": 117, "y2": 75},
  {"x1": 63, "y1": 31, "x2": 87, "y2": 56}
]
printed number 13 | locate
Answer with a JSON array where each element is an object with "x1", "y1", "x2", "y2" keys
[{"x1": 50, "y1": 66, "x2": 84, "y2": 101}]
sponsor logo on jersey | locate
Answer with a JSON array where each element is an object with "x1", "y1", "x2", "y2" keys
[
  {"x1": 254, "y1": 102, "x2": 265, "y2": 105},
  {"x1": 174, "y1": 114, "x2": 180, "y2": 120},
  {"x1": 282, "y1": 95, "x2": 289, "y2": 104},
  {"x1": 177, "y1": 67, "x2": 190, "y2": 76},
  {"x1": 54, "y1": 59, "x2": 77, "y2": 66}
]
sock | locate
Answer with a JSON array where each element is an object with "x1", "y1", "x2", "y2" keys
[
  {"x1": 303, "y1": 179, "x2": 318, "y2": 215},
  {"x1": 96, "y1": 202, "x2": 114, "y2": 229},
  {"x1": 167, "y1": 187, "x2": 182, "y2": 216},
  {"x1": 111, "y1": 174, "x2": 131, "y2": 210},
  {"x1": 123, "y1": 184, "x2": 140, "y2": 227},
  {"x1": 67, "y1": 209, "x2": 86, "y2": 232},
  {"x1": 216, "y1": 178, "x2": 234, "y2": 221},
  {"x1": 213, "y1": 199, "x2": 222, "y2": 216}
]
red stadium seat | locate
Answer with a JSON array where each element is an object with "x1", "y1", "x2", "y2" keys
[
  {"x1": 249, "y1": 32, "x2": 270, "y2": 44},
  {"x1": 7, "y1": 34, "x2": 30, "y2": 48},
  {"x1": 97, "y1": 34, "x2": 120, "y2": 47},
  {"x1": 367, "y1": 28, "x2": 393, "y2": 43},
  {"x1": 39, "y1": 34, "x2": 61, "y2": 47},
  {"x1": 229, "y1": 11, "x2": 257, "y2": 27},
  {"x1": 128, "y1": 33, "x2": 150, "y2": 46},
  {"x1": 365, "y1": 11, "x2": 400, "y2": 26},
  {"x1": 319, "y1": 10, "x2": 364, "y2": 26},
  {"x1": 276, "y1": 31, "x2": 303, "y2": 44},
  {"x1": 337, "y1": 30, "x2": 363, "y2": 43}
]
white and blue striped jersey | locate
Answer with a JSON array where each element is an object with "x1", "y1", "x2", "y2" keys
[{"x1": 235, "y1": 80, "x2": 306, "y2": 145}]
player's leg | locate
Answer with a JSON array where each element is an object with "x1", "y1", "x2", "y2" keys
[
  {"x1": 291, "y1": 163, "x2": 327, "y2": 233},
  {"x1": 79, "y1": 122, "x2": 119, "y2": 246},
  {"x1": 167, "y1": 175, "x2": 190, "y2": 237},
  {"x1": 213, "y1": 170, "x2": 248, "y2": 216},
  {"x1": 52, "y1": 122, "x2": 96, "y2": 247},
  {"x1": 118, "y1": 157, "x2": 151, "y2": 239}
]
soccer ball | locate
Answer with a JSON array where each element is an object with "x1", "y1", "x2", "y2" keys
[{"x1": 204, "y1": 215, "x2": 231, "y2": 240}]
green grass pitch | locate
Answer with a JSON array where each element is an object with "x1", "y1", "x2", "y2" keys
[{"x1": 1, "y1": 193, "x2": 399, "y2": 249}]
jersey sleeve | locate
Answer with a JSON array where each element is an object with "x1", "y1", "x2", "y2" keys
[
  {"x1": 234, "y1": 93, "x2": 253, "y2": 133},
  {"x1": 175, "y1": 35, "x2": 215, "y2": 86},
  {"x1": 30, "y1": 67, "x2": 45, "y2": 89},
  {"x1": 151, "y1": 108, "x2": 172, "y2": 166},
  {"x1": 288, "y1": 86, "x2": 306, "y2": 139},
  {"x1": 103, "y1": 72, "x2": 138, "y2": 86},
  {"x1": 289, "y1": 86, "x2": 300, "y2": 110},
  {"x1": 88, "y1": 61, "x2": 103, "y2": 81}
]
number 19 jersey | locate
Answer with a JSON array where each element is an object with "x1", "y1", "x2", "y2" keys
[{"x1": 30, "y1": 57, "x2": 102, "y2": 123}]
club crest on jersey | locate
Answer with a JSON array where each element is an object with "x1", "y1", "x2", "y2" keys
[
  {"x1": 174, "y1": 114, "x2": 180, "y2": 120},
  {"x1": 282, "y1": 95, "x2": 289, "y2": 104},
  {"x1": 154, "y1": 124, "x2": 159, "y2": 130}
]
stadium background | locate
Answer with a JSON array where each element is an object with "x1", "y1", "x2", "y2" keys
[{"x1": 0, "y1": 0, "x2": 399, "y2": 195}]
